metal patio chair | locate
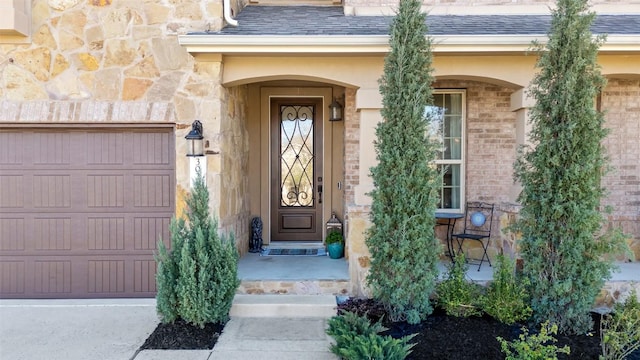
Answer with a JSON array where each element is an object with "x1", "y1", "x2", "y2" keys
[{"x1": 451, "y1": 202, "x2": 495, "y2": 271}]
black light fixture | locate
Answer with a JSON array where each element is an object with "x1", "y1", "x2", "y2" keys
[
  {"x1": 329, "y1": 97, "x2": 343, "y2": 122},
  {"x1": 185, "y1": 120, "x2": 204, "y2": 157}
]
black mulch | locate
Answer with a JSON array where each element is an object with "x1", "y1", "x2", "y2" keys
[
  {"x1": 139, "y1": 319, "x2": 225, "y2": 350},
  {"x1": 139, "y1": 299, "x2": 639, "y2": 360},
  {"x1": 337, "y1": 298, "x2": 640, "y2": 360}
]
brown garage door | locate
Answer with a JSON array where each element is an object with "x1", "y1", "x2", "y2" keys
[{"x1": 0, "y1": 127, "x2": 175, "y2": 298}]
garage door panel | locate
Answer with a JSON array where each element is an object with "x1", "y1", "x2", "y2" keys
[
  {"x1": 134, "y1": 259, "x2": 157, "y2": 293},
  {"x1": 134, "y1": 217, "x2": 171, "y2": 251},
  {"x1": 34, "y1": 260, "x2": 73, "y2": 295},
  {"x1": 0, "y1": 218, "x2": 25, "y2": 251},
  {"x1": 133, "y1": 174, "x2": 172, "y2": 208},
  {"x1": 33, "y1": 132, "x2": 72, "y2": 165},
  {"x1": 87, "y1": 132, "x2": 125, "y2": 165},
  {"x1": 0, "y1": 132, "x2": 23, "y2": 165},
  {"x1": 87, "y1": 217, "x2": 126, "y2": 250},
  {"x1": 87, "y1": 260, "x2": 126, "y2": 294},
  {"x1": 33, "y1": 175, "x2": 72, "y2": 208},
  {"x1": 133, "y1": 132, "x2": 172, "y2": 165},
  {"x1": 0, "y1": 127, "x2": 174, "y2": 299},
  {"x1": 86, "y1": 175, "x2": 125, "y2": 208},
  {"x1": 34, "y1": 217, "x2": 72, "y2": 251},
  {"x1": 0, "y1": 175, "x2": 25, "y2": 208},
  {"x1": 0, "y1": 261, "x2": 25, "y2": 295}
]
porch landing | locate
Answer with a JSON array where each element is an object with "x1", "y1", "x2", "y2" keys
[
  {"x1": 237, "y1": 247, "x2": 640, "y2": 304},
  {"x1": 237, "y1": 250, "x2": 350, "y2": 295}
]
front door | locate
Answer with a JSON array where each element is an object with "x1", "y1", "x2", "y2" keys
[{"x1": 270, "y1": 98, "x2": 323, "y2": 241}]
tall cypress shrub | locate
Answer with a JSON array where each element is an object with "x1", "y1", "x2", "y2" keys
[
  {"x1": 366, "y1": 0, "x2": 441, "y2": 324},
  {"x1": 514, "y1": 0, "x2": 626, "y2": 334},
  {"x1": 156, "y1": 170, "x2": 240, "y2": 328}
]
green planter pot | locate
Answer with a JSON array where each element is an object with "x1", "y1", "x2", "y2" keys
[{"x1": 327, "y1": 243, "x2": 344, "y2": 259}]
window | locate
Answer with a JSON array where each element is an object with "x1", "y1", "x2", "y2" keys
[{"x1": 428, "y1": 90, "x2": 465, "y2": 212}]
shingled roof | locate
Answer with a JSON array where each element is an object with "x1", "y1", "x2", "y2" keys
[{"x1": 198, "y1": 6, "x2": 640, "y2": 36}]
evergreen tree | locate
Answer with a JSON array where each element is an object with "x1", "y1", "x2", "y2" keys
[
  {"x1": 514, "y1": 0, "x2": 626, "y2": 334},
  {"x1": 155, "y1": 170, "x2": 240, "y2": 328},
  {"x1": 366, "y1": 0, "x2": 441, "y2": 324}
]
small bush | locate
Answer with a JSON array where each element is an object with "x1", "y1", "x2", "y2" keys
[
  {"x1": 498, "y1": 321, "x2": 570, "y2": 360},
  {"x1": 155, "y1": 170, "x2": 240, "y2": 328},
  {"x1": 326, "y1": 231, "x2": 344, "y2": 245},
  {"x1": 600, "y1": 291, "x2": 640, "y2": 360},
  {"x1": 326, "y1": 312, "x2": 415, "y2": 360},
  {"x1": 436, "y1": 254, "x2": 483, "y2": 317},
  {"x1": 482, "y1": 254, "x2": 532, "y2": 325}
]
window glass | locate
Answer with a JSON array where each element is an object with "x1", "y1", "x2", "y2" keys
[{"x1": 429, "y1": 91, "x2": 464, "y2": 211}]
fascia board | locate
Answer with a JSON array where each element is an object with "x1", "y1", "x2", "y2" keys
[{"x1": 178, "y1": 34, "x2": 640, "y2": 55}]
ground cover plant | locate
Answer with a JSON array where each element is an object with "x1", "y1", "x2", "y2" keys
[
  {"x1": 599, "y1": 292, "x2": 640, "y2": 360},
  {"x1": 367, "y1": 0, "x2": 441, "y2": 325},
  {"x1": 513, "y1": 0, "x2": 627, "y2": 335},
  {"x1": 334, "y1": 296, "x2": 640, "y2": 360},
  {"x1": 141, "y1": 169, "x2": 239, "y2": 350},
  {"x1": 435, "y1": 254, "x2": 482, "y2": 317},
  {"x1": 482, "y1": 254, "x2": 532, "y2": 325},
  {"x1": 498, "y1": 321, "x2": 571, "y2": 360}
]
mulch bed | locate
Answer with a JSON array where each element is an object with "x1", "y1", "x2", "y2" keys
[
  {"x1": 140, "y1": 299, "x2": 638, "y2": 360},
  {"x1": 139, "y1": 319, "x2": 225, "y2": 350},
  {"x1": 337, "y1": 298, "x2": 640, "y2": 360}
]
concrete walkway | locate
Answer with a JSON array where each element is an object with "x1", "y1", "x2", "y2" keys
[
  {"x1": 0, "y1": 299, "x2": 337, "y2": 360},
  {"x1": 0, "y1": 299, "x2": 158, "y2": 360}
]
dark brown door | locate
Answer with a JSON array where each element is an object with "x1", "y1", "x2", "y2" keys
[{"x1": 270, "y1": 99, "x2": 323, "y2": 241}]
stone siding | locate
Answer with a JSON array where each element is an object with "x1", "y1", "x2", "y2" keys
[
  {"x1": 0, "y1": 0, "x2": 251, "y2": 253},
  {"x1": 219, "y1": 85, "x2": 251, "y2": 255}
]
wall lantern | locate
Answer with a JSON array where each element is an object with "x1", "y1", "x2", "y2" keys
[
  {"x1": 185, "y1": 120, "x2": 204, "y2": 157},
  {"x1": 329, "y1": 98, "x2": 343, "y2": 122}
]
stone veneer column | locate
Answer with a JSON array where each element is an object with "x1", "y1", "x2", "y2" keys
[
  {"x1": 509, "y1": 88, "x2": 534, "y2": 202},
  {"x1": 182, "y1": 57, "x2": 251, "y2": 255}
]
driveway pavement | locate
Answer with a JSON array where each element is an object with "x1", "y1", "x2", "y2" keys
[{"x1": 0, "y1": 299, "x2": 158, "y2": 360}]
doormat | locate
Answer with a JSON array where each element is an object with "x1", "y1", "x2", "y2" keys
[{"x1": 261, "y1": 248, "x2": 326, "y2": 256}]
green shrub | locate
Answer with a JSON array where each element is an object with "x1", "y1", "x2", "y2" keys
[
  {"x1": 600, "y1": 291, "x2": 640, "y2": 360},
  {"x1": 155, "y1": 170, "x2": 240, "y2": 328},
  {"x1": 498, "y1": 321, "x2": 570, "y2": 360},
  {"x1": 436, "y1": 254, "x2": 483, "y2": 317},
  {"x1": 326, "y1": 312, "x2": 415, "y2": 360},
  {"x1": 512, "y1": 0, "x2": 628, "y2": 334},
  {"x1": 481, "y1": 254, "x2": 532, "y2": 325},
  {"x1": 366, "y1": 0, "x2": 441, "y2": 324},
  {"x1": 326, "y1": 231, "x2": 344, "y2": 245}
]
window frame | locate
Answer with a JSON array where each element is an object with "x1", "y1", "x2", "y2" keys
[{"x1": 432, "y1": 89, "x2": 466, "y2": 214}]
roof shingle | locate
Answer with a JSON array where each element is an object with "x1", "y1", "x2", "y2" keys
[{"x1": 193, "y1": 6, "x2": 640, "y2": 36}]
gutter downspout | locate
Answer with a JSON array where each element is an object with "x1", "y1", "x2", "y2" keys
[{"x1": 223, "y1": 0, "x2": 239, "y2": 27}]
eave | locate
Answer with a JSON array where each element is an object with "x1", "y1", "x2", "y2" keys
[{"x1": 178, "y1": 34, "x2": 640, "y2": 56}]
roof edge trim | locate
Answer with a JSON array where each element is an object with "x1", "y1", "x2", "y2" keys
[{"x1": 178, "y1": 34, "x2": 640, "y2": 54}]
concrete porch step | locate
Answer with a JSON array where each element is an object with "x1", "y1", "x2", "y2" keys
[{"x1": 230, "y1": 294, "x2": 337, "y2": 318}]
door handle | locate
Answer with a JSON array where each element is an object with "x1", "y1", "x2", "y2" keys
[{"x1": 318, "y1": 185, "x2": 323, "y2": 204}]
